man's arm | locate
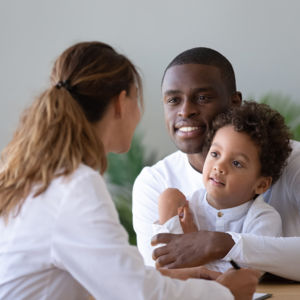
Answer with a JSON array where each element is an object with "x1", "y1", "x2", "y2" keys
[
  {"x1": 132, "y1": 167, "x2": 165, "y2": 266},
  {"x1": 152, "y1": 231, "x2": 300, "y2": 281},
  {"x1": 151, "y1": 231, "x2": 234, "y2": 269},
  {"x1": 226, "y1": 234, "x2": 300, "y2": 281}
]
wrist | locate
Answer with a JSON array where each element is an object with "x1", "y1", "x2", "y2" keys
[{"x1": 208, "y1": 232, "x2": 235, "y2": 260}]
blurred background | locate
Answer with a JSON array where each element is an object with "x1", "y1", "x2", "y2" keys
[{"x1": 1, "y1": 0, "x2": 300, "y2": 243}]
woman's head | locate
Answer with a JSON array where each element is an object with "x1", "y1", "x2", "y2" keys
[
  {"x1": 0, "y1": 41, "x2": 142, "y2": 221},
  {"x1": 51, "y1": 41, "x2": 142, "y2": 123}
]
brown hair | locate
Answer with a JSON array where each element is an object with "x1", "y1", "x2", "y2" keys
[
  {"x1": 0, "y1": 41, "x2": 143, "y2": 222},
  {"x1": 205, "y1": 101, "x2": 292, "y2": 183}
]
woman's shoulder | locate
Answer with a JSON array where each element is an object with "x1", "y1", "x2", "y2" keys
[{"x1": 61, "y1": 164, "x2": 102, "y2": 186}]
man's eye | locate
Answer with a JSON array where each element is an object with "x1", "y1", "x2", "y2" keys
[
  {"x1": 195, "y1": 95, "x2": 209, "y2": 102},
  {"x1": 166, "y1": 97, "x2": 180, "y2": 104},
  {"x1": 232, "y1": 160, "x2": 242, "y2": 168}
]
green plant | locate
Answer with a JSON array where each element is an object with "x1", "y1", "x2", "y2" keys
[
  {"x1": 259, "y1": 93, "x2": 300, "y2": 141},
  {"x1": 105, "y1": 131, "x2": 157, "y2": 245}
]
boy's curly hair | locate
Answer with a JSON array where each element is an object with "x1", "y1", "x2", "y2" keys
[{"x1": 206, "y1": 101, "x2": 292, "y2": 183}]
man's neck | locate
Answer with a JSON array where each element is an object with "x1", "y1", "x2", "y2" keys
[{"x1": 187, "y1": 153, "x2": 206, "y2": 173}]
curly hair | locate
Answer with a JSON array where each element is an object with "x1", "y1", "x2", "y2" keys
[{"x1": 206, "y1": 101, "x2": 292, "y2": 183}]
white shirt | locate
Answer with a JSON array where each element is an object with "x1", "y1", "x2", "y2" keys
[
  {"x1": 132, "y1": 140, "x2": 300, "y2": 280},
  {"x1": 0, "y1": 164, "x2": 233, "y2": 300},
  {"x1": 152, "y1": 191, "x2": 281, "y2": 272}
]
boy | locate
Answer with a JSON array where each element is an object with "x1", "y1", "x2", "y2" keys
[{"x1": 152, "y1": 101, "x2": 292, "y2": 272}]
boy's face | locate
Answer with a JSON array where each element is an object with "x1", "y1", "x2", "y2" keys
[
  {"x1": 202, "y1": 125, "x2": 271, "y2": 209},
  {"x1": 162, "y1": 64, "x2": 240, "y2": 154}
]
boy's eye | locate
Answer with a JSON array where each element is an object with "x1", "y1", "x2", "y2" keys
[
  {"x1": 232, "y1": 160, "x2": 242, "y2": 168},
  {"x1": 210, "y1": 151, "x2": 218, "y2": 158}
]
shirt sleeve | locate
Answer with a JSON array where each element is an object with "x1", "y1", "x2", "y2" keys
[
  {"x1": 241, "y1": 197, "x2": 282, "y2": 237},
  {"x1": 152, "y1": 216, "x2": 183, "y2": 235},
  {"x1": 286, "y1": 142, "x2": 300, "y2": 211},
  {"x1": 225, "y1": 233, "x2": 300, "y2": 281},
  {"x1": 132, "y1": 167, "x2": 165, "y2": 266},
  {"x1": 50, "y1": 171, "x2": 234, "y2": 300}
]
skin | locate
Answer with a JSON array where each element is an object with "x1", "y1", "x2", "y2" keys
[
  {"x1": 97, "y1": 79, "x2": 259, "y2": 298},
  {"x1": 94, "y1": 85, "x2": 141, "y2": 154},
  {"x1": 154, "y1": 125, "x2": 271, "y2": 269},
  {"x1": 203, "y1": 125, "x2": 271, "y2": 209},
  {"x1": 153, "y1": 63, "x2": 244, "y2": 268},
  {"x1": 159, "y1": 266, "x2": 261, "y2": 300},
  {"x1": 162, "y1": 64, "x2": 241, "y2": 171},
  {"x1": 158, "y1": 188, "x2": 198, "y2": 233}
]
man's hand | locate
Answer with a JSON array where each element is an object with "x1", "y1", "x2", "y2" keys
[
  {"x1": 217, "y1": 268, "x2": 261, "y2": 300},
  {"x1": 151, "y1": 231, "x2": 234, "y2": 268}
]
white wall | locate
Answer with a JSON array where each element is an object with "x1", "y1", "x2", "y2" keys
[{"x1": 1, "y1": 0, "x2": 299, "y2": 159}]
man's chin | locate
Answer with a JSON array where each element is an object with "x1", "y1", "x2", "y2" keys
[{"x1": 173, "y1": 141, "x2": 204, "y2": 154}]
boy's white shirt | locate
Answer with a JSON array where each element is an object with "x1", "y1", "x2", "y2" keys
[{"x1": 152, "y1": 191, "x2": 282, "y2": 272}]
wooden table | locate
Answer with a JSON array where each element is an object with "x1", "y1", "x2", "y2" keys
[{"x1": 256, "y1": 274, "x2": 300, "y2": 299}]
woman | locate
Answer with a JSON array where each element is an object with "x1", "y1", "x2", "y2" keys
[{"x1": 0, "y1": 41, "x2": 259, "y2": 299}]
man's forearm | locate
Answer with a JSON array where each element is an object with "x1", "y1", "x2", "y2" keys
[
  {"x1": 227, "y1": 233, "x2": 300, "y2": 281},
  {"x1": 152, "y1": 230, "x2": 235, "y2": 269}
]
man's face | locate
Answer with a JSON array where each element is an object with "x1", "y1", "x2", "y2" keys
[{"x1": 162, "y1": 64, "x2": 238, "y2": 154}]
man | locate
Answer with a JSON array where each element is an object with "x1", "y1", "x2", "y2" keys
[{"x1": 132, "y1": 47, "x2": 300, "y2": 281}]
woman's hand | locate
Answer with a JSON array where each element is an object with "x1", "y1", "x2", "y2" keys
[
  {"x1": 158, "y1": 266, "x2": 221, "y2": 281},
  {"x1": 216, "y1": 268, "x2": 261, "y2": 300},
  {"x1": 159, "y1": 265, "x2": 261, "y2": 300}
]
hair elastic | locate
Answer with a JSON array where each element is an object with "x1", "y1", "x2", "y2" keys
[{"x1": 55, "y1": 80, "x2": 72, "y2": 91}]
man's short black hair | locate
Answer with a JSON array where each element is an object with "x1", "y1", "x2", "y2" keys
[{"x1": 163, "y1": 47, "x2": 236, "y2": 94}]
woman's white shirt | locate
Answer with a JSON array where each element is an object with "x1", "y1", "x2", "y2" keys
[{"x1": 0, "y1": 164, "x2": 233, "y2": 300}]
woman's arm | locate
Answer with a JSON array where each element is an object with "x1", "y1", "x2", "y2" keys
[{"x1": 51, "y1": 171, "x2": 236, "y2": 300}]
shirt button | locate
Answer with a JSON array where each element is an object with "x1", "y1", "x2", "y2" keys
[{"x1": 217, "y1": 211, "x2": 223, "y2": 218}]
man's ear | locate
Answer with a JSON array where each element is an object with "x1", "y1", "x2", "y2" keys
[
  {"x1": 231, "y1": 91, "x2": 242, "y2": 107},
  {"x1": 113, "y1": 90, "x2": 127, "y2": 118},
  {"x1": 254, "y1": 176, "x2": 272, "y2": 195}
]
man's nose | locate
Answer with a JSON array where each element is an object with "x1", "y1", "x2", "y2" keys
[{"x1": 177, "y1": 100, "x2": 198, "y2": 118}]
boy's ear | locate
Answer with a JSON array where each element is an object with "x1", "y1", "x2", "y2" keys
[
  {"x1": 255, "y1": 176, "x2": 272, "y2": 195},
  {"x1": 113, "y1": 90, "x2": 127, "y2": 118}
]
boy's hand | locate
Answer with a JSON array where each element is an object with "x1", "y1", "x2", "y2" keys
[{"x1": 178, "y1": 201, "x2": 198, "y2": 233}]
